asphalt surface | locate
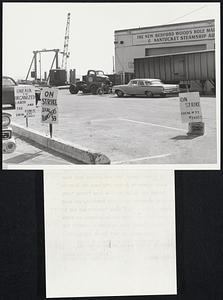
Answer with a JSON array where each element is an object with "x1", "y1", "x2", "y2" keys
[{"x1": 3, "y1": 91, "x2": 218, "y2": 165}]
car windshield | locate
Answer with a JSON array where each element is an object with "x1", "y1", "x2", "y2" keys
[
  {"x1": 3, "y1": 77, "x2": 16, "y2": 86},
  {"x1": 129, "y1": 80, "x2": 138, "y2": 85},
  {"x1": 96, "y1": 71, "x2": 104, "y2": 76}
]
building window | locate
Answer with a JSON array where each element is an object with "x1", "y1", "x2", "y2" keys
[
  {"x1": 130, "y1": 80, "x2": 138, "y2": 86},
  {"x1": 145, "y1": 44, "x2": 207, "y2": 56}
]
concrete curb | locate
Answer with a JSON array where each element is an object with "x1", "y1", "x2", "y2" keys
[{"x1": 11, "y1": 123, "x2": 111, "y2": 164}]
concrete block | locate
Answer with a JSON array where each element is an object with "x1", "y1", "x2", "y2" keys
[
  {"x1": 47, "y1": 137, "x2": 110, "y2": 164},
  {"x1": 11, "y1": 123, "x2": 111, "y2": 164},
  {"x1": 187, "y1": 122, "x2": 205, "y2": 136},
  {"x1": 12, "y1": 123, "x2": 48, "y2": 147}
]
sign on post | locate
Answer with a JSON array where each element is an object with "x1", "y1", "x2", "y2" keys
[
  {"x1": 179, "y1": 92, "x2": 202, "y2": 123},
  {"x1": 41, "y1": 88, "x2": 58, "y2": 124},
  {"x1": 41, "y1": 87, "x2": 58, "y2": 138},
  {"x1": 14, "y1": 85, "x2": 36, "y2": 118}
]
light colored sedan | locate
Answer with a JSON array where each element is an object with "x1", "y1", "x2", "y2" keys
[{"x1": 112, "y1": 78, "x2": 179, "y2": 97}]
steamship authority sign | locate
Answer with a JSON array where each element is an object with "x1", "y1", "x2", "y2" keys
[{"x1": 133, "y1": 25, "x2": 215, "y2": 45}]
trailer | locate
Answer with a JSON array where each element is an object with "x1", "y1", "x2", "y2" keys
[{"x1": 134, "y1": 50, "x2": 215, "y2": 94}]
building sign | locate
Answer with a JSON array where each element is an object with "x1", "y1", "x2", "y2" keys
[
  {"x1": 133, "y1": 25, "x2": 215, "y2": 45},
  {"x1": 14, "y1": 85, "x2": 36, "y2": 118},
  {"x1": 179, "y1": 92, "x2": 202, "y2": 123},
  {"x1": 41, "y1": 88, "x2": 58, "y2": 124}
]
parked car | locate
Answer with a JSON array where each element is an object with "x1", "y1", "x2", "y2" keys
[
  {"x1": 112, "y1": 78, "x2": 179, "y2": 97},
  {"x1": 2, "y1": 112, "x2": 16, "y2": 153},
  {"x1": 2, "y1": 76, "x2": 41, "y2": 108}
]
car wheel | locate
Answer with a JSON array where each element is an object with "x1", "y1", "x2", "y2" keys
[
  {"x1": 97, "y1": 88, "x2": 103, "y2": 95},
  {"x1": 145, "y1": 91, "x2": 153, "y2": 98},
  {"x1": 69, "y1": 84, "x2": 79, "y2": 94},
  {"x1": 116, "y1": 90, "x2": 124, "y2": 97},
  {"x1": 161, "y1": 93, "x2": 167, "y2": 98},
  {"x1": 90, "y1": 85, "x2": 98, "y2": 95}
]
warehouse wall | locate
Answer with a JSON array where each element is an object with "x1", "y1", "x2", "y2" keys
[
  {"x1": 145, "y1": 44, "x2": 207, "y2": 56},
  {"x1": 114, "y1": 19, "x2": 215, "y2": 74}
]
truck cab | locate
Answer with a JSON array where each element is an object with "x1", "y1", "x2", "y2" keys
[
  {"x1": 69, "y1": 70, "x2": 112, "y2": 95},
  {"x1": 83, "y1": 70, "x2": 110, "y2": 84}
]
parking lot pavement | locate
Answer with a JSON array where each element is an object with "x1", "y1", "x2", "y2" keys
[
  {"x1": 5, "y1": 91, "x2": 218, "y2": 165},
  {"x1": 2, "y1": 137, "x2": 81, "y2": 168}
]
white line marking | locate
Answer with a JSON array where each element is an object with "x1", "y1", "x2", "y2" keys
[
  {"x1": 112, "y1": 153, "x2": 171, "y2": 164},
  {"x1": 91, "y1": 118, "x2": 117, "y2": 122},
  {"x1": 119, "y1": 118, "x2": 187, "y2": 132}
]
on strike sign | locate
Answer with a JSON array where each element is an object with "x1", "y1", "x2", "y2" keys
[
  {"x1": 179, "y1": 92, "x2": 202, "y2": 123},
  {"x1": 14, "y1": 85, "x2": 36, "y2": 118},
  {"x1": 41, "y1": 88, "x2": 58, "y2": 124}
]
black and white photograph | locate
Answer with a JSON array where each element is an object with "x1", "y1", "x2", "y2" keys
[
  {"x1": 2, "y1": 2, "x2": 220, "y2": 168},
  {"x1": 1, "y1": 3, "x2": 222, "y2": 300}
]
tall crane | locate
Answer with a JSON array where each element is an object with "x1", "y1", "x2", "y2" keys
[{"x1": 61, "y1": 12, "x2": 71, "y2": 71}]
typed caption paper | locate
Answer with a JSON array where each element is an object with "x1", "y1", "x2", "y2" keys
[{"x1": 44, "y1": 169, "x2": 176, "y2": 297}]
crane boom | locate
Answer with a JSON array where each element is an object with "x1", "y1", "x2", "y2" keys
[{"x1": 61, "y1": 12, "x2": 71, "y2": 71}]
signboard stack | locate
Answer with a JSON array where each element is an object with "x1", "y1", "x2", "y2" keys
[{"x1": 14, "y1": 85, "x2": 36, "y2": 126}]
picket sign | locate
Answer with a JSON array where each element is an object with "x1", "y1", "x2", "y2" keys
[
  {"x1": 14, "y1": 85, "x2": 36, "y2": 127},
  {"x1": 179, "y1": 92, "x2": 204, "y2": 136},
  {"x1": 41, "y1": 87, "x2": 59, "y2": 138}
]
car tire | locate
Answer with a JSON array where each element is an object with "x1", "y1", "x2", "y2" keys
[
  {"x1": 69, "y1": 84, "x2": 79, "y2": 94},
  {"x1": 97, "y1": 88, "x2": 104, "y2": 95},
  {"x1": 145, "y1": 91, "x2": 153, "y2": 98},
  {"x1": 116, "y1": 90, "x2": 124, "y2": 97},
  {"x1": 90, "y1": 85, "x2": 98, "y2": 95},
  {"x1": 161, "y1": 93, "x2": 167, "y2": 98}
]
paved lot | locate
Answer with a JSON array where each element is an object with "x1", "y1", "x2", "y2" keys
[
  {"x1": 4, "y1": 90, "x2": 218, "y2": 165},
  {"x1": 2, "y1": 137, "x2": 81, "y2": 168}
]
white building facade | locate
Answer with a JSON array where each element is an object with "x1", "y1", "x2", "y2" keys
[{"x1": 114, "y1": 19, "x2": 215, "y2": 74}]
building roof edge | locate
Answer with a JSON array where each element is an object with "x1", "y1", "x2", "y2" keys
[{"x1": 114, "y1": 19, "x2": 215, "y2": 33}]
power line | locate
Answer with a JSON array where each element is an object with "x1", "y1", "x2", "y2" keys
[{"x1": 167, "y1": 5, "x2": 207, "y2": 24}]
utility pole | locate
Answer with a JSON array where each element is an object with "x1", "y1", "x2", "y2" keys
[{"x1": 112, "y1": 56, "x2": 115, "y2": 73}]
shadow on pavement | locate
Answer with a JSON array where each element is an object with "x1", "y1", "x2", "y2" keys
[
  {"x1": 3, "y1": 151, "x2": 43, "y2": 164},
  {"x1": 171, "y1": 135, "x2": 199, "y2": 140}
]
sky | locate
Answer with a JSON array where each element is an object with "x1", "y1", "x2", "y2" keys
[{"x1": 2, "y1": 2, "x2": 220, "y2": 80}]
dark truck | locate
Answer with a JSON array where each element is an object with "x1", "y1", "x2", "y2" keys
[{"x1": 69, "y1": 70, "x2": 112, "y2": 95}]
